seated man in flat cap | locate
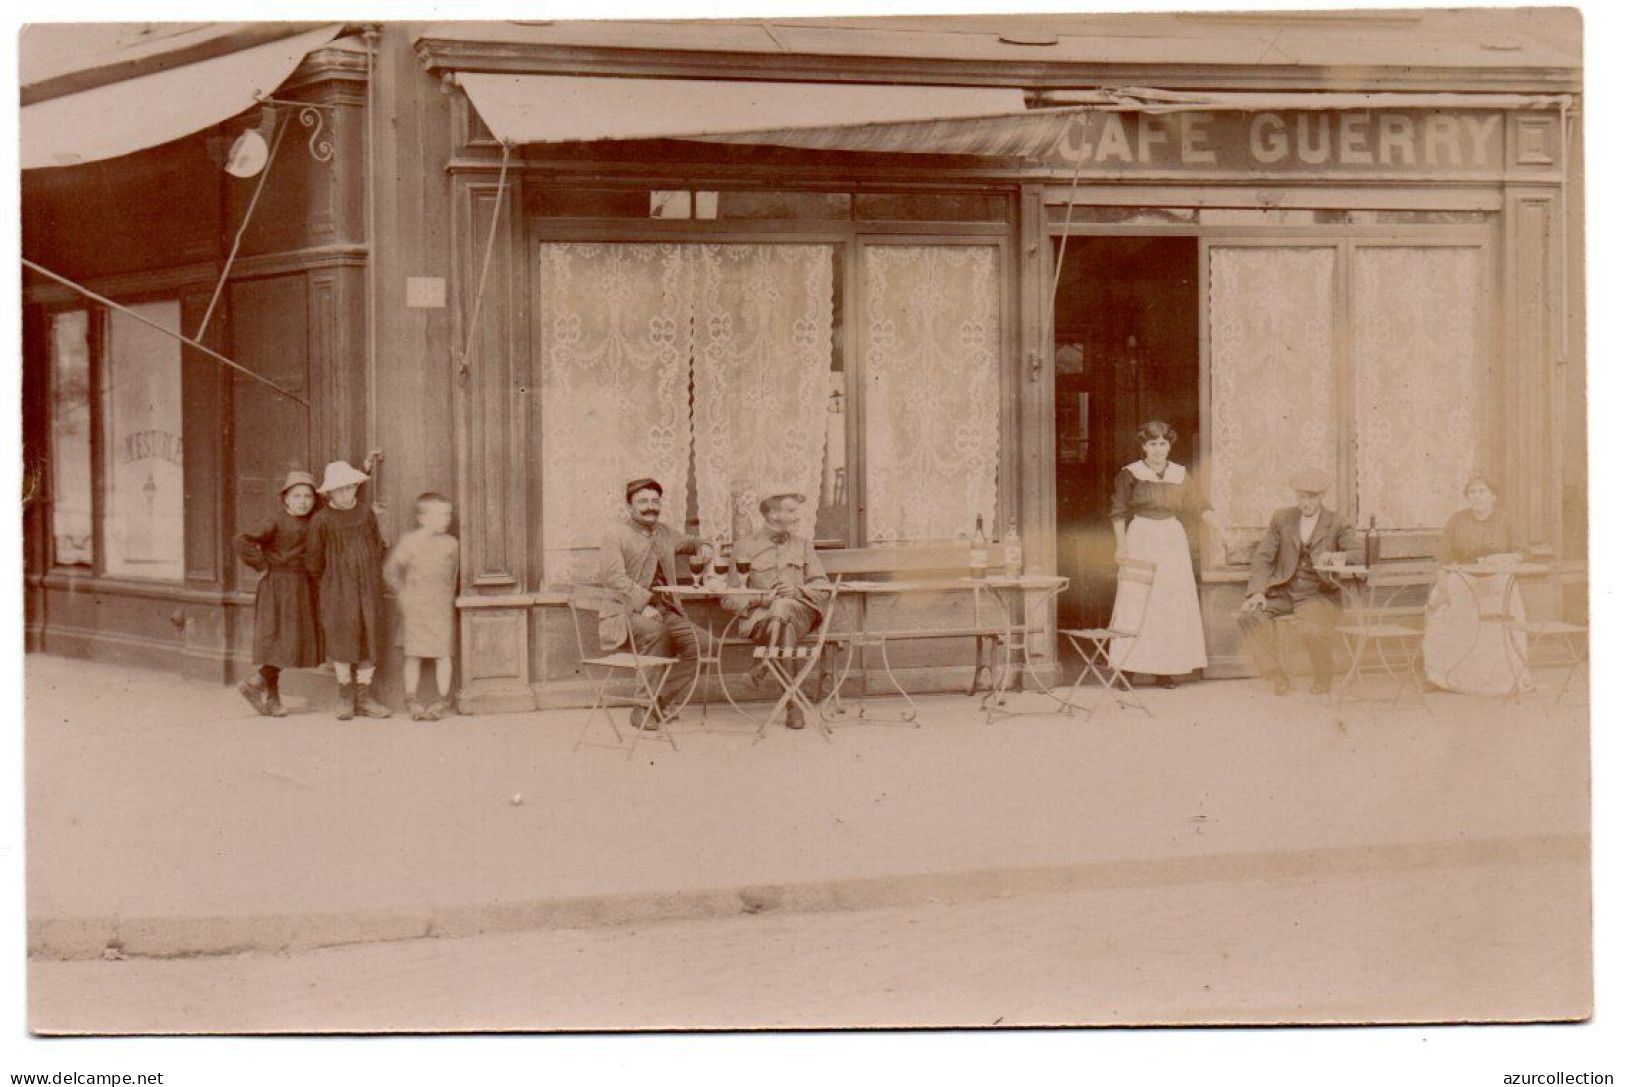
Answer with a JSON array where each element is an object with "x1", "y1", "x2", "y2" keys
[
  {"x1": 1236, "y1": 468, "x2": 1359, "y2": 696},
  {"x1": 725, "y1": 483, "x2": 832, "y2": 730},
  {"x1": 597, "y1": 477, "x2": 713, "y2": 729}
]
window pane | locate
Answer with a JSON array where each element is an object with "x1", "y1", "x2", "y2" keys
[
  {"x1": 862, "y1": 245, "x2": 1001, "y2": 545},
  {"x1": 1208, "y1": 247, "x2": 1338, "y2": 528},
  {"x1": 101, "y1": 301, "x2": 185, "y2": 579},
  {"x1": 537, "y1": 244, "x2": 693, "y2": 584},
  {"x1": 692, "y1": 244, "x2": 837, "y2": 544},
  {"x1": 855, "y1": 192, "x2": 1008, "y2": 222},
  {"x1": 48, "y1": 310, "x2": 92, "y2": 566},
  {"x1": 1353, "y1": 247, "x2": 1483, "y2": 528}
]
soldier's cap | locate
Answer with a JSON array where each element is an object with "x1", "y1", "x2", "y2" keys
[
  {"x1": 625, "y1": 477, "x2": 663, "y2": 503},
  {"x1": 758, "y1": 481, "x2": 807, "y2": 504}
]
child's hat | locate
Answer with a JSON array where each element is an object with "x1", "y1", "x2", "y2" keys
[
  {"x1": 279, "y1": 470, "x2": 318, "y2": 496},
  {"x1": 316, "y1": 460, "x2": 370, "y2": 494}
]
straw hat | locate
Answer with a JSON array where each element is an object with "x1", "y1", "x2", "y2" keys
[
  {"x1": 279, "y1": 470, "x2": 318, "y2": 495},
  {"x1": 316, "y1": 460, "x2": 370, "y2": 494}
]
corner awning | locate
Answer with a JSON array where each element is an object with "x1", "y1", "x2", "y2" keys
[
  {"x1": 20, "y1": 23, "x2": 343, "y2": 170},
  {"x1": 457, "y1": 73, "x2": 1029, "y2": 148}
]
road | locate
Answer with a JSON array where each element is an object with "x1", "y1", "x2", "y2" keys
[{"x1": 31, "y1": 855, "x2": 1588, "y2": 1034}]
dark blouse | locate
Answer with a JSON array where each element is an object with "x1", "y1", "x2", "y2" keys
[
  {"x1": 1110, "y1": 462, "x2": 1211, "y2": 524},
  {"x1": 1439, "y1": 508, "x2": 1524, "y2": 564}
]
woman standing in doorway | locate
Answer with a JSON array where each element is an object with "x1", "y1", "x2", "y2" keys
[{"x1": 1108, "y1": 420, "x2": 1232, "y2": 688}]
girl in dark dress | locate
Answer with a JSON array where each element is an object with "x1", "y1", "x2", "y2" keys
[
  {"x1": 235, "y1": 470, "x2": 323, "y2": 717},
  {"x1": 306, "y1": 455, "x2": 393, "y2": 720}
]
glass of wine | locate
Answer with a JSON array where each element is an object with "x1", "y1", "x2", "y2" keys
[{"x1": 688, "y1": 551, "x2": 708, "y2": 585}]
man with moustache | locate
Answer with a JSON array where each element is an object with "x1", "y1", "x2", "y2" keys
[{"x1": 597, "y1": 477, "x2": 713, "y2": 729}]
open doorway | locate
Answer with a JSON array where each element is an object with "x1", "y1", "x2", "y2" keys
[{"x1": 1053, "y1": 235, "x2": 1200, "y2": 638}]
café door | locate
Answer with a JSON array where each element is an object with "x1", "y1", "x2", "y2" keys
[{"x1": 1053, "y1": 235, "x2": 1200, "y2": 637}]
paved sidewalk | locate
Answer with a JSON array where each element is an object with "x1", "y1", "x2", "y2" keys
[{"x1": 25, "y1": 654, "x2": 1590, "y2": 961}]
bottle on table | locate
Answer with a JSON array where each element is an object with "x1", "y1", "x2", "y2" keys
[
  {"x1": 1003, "y1": 521, "x2": 1023, "y2": 578},
  {"x1": 970, "y1": 515, "x2": 989, "y2": 579},
  {"x1": 1364, "y1": 515, "x2": 1378, "y2": 569}
]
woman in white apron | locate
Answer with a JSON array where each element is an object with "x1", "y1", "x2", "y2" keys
[
  {"x1": 1108, "y1": 421, "x2": 1233, "y2": 688},
  {"x1": 1423, "y1": 477, "x2": 1529, "y2": 695}
]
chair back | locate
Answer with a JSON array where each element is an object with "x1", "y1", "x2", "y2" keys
[
  {"x1": 808, "y1": 576, "x2": 845, "y2": 654},
  {"x1": 1351, "y1": 564, "x2": 1434, "y2": 620},
  {"x1": 1111, "y1": 558, "x2": 1158, "y2": 637},
  {"x1": 566, "y1": 583, "x2": 623, "y2": 663}
]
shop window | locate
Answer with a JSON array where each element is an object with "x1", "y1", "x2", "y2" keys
[
  {"x1": 714, "y1": 191, "x2": 851, "y2": 221},
  {"x1": 101, "y1": 300, "x2": 185, "y2": 580},
  {"x1": 48, "y1": 309, "x2": 93, "y2": 566},
  {"x1": 1207, "y1": 246, "x2": 1338, "y2": 529},
  {"x1": 536, "y1": 242, "x2": 840, "y2": 582},
  {"x1": 1047, "y1": 206, "x2": 1197, "y2": 226},
  {"x1": 861, "y1": 244, "x2": 1001, "y2": 545},
  {"x1": 1352, "y1": 247, "x2": 1483, "y2": 528}
]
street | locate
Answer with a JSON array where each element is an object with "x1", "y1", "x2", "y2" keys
[{"x1": 32, "y1": 853, "x2": 1587, "y2": 1033}]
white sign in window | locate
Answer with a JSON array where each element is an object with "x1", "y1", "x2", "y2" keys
[{"x1": 101, "y1": 300, "x2": 185, "y2": 580}]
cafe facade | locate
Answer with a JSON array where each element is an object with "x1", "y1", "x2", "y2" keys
[{"x1": 20, "y1": 13, "x2": 1584, "y2": 712}]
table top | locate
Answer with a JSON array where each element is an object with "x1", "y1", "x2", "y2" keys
[
  {"x1": 841, "y1": 575, "x2": 1068, "y2": 594},
  {"x1": 1444, "y1": 562, "x2": 1553, "y2": 577},
  {"x1": 653, "y1": 583, "x2": 774, "y2": 599}
]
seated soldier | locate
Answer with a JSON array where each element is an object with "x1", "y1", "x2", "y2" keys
[{"x1": 725, "y1": 483, "x2": 831, "y2": 730}]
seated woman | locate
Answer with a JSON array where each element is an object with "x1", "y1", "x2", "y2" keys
[{"x1": 1422, "y1": 476, "x2": 1529, "y2": 695}]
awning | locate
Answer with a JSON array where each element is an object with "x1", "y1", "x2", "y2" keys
[
  {"x1": 457, "y1": 75, "x2": 1572, "y2": 160},
  {"x1": 20, "y1": 23, "x2": 343, "y2": 170},
  {"x1": 457, "y1": 73, "x2": 1028, "y2": 147}
]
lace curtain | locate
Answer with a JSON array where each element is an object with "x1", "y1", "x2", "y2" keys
[
  {"x1": 538, "y1": 243, "x2": 694, "y2": 583},
  {"x1": 862, "y1": 245, "x2": 1001, "y2": 544},
  {"x1": 1353, "y1": 247, "x2": 1482, "y2": 528},
  {"x1": 692, "y1": 244, "x2": 834, "y2": 541},
  {"x1": 1209, "y1": 247, "x2": 1338, "y2": 528}
]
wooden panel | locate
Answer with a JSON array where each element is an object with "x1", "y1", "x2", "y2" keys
[
  {"x1": 454, "y1": 177, "x2": 528, "y2": 588},
  {"x1": 229, "y1": 275, "x2": 311, "y2": 579},
  {"x1": 467, "y1": 612, "x2": 523, "y2": 680},
  {"x1": 180, "y1": 289, "x2": 228, "y2": 585},
  {"x1": 1503, "y1": 190, "x2": 1559, "y2": 550}
]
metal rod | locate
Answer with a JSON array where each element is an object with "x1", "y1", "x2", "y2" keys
[
  {"x1": 457, "y1": 140, "x2": 514, "y2": 378},
  {"x1": 195, "y1": 112, "x2": 290, "y2": 341},
  {"x1": 22, "y1": 258, "x2": 309, "y2": 407},
  {"x1": 1047, "y1": 142, "x2": 1088, "y2": 345}
]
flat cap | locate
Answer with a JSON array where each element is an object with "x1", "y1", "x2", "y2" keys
[
  {"x1": 625, "y1": 477, "x2": 663, "y2": 502},
  {"x1": 1288, "y1": 468, "x2": 1332, "y2": 494}
]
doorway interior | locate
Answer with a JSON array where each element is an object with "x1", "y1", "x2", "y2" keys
[{"x1": 1053, "y1": 234, "x2": 1200, "y2": 639}]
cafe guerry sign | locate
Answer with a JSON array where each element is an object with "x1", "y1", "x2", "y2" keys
[{"x1": 1045, "y1": 110, "x2": 1511, "y2": 173}]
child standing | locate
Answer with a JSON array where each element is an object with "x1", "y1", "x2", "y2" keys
[
  {"x1": 384, "y1": 492, "x2": 460, "y2": 720},
  {"x1": 306, "y1": 455, "x2": 392, "y2": 720},
  {"x1": 234, "y1": 470, "x2": 323, "y2": 717}
]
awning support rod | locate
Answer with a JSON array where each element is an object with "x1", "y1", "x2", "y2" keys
[
  {"x1": 22, "y1": 258, "x2": 310, "y2": 408},
  {"x1": 195, "y1": 110, "x2": 290, "y2": 341},
  {"x1": 1048, "y1": 145, "x2": 1088, "y2": 345},
  {"x1": 456, "y1": 140, "x2": 514, "y2": 382}
]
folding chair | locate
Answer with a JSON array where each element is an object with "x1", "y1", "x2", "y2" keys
[
  {"x1": 1332, "y1": 567, "x2": 1430, "y2": 711},
  {"x1": 566, "y1": 584, "x2": 679, "y2": 758},
  {"x1": 753, "y1": 577, "x2": 844, "y2": 741},
  {"x1": 1502, "y1": 564, "x2": 1588, "y2": 706},
  {"x1": 1060, "y1": 558, "x2": 1156, "y2": 719}
]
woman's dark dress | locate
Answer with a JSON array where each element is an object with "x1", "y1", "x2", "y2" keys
[
  {"x1": 235, "y1": 510, "x2": 322, "y2": 668},
  {"x1": 304, "y1": 502, "x2": 387, "y2": 663}
]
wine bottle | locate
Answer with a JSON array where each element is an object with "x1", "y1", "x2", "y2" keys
[
  {"x1": 1003, "y1": 521, "x2": 1023, "y2": 577},
  {"x1": 970, "y1": 515, "x2": 989, "y2": 579},
  {"x1": 1364, "y1": 515, "x2": 1377, "y2": 569}
]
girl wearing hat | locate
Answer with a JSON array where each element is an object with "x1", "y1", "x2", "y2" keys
[
  {"x1": 305, "y1": 452, "x2": 393, "y2": 719},
  {"x1": 234, "y1": 469, "x2": 324, "y2": 716}
]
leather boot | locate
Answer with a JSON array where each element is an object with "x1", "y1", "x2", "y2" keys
[
  {"x1": 336, "y1": 682, "x2": 355, "y2": 721},
  {"x1": 237, "y1": 673, "x2": 271, "y2": 716},
  {"x1": 263, "y1": 674, "x2": 289, "y2": 717},
  {"x1": 354, "y1": 683, "x2": 393, "y2": 718}
]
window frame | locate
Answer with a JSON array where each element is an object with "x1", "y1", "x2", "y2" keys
[{"x1": 527, "y1": 200, "x2": 1017, "y2": 559}]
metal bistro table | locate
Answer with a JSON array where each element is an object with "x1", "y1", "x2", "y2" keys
[
  {"x1": 828, "y1": 574, "x2": 1069, "y2": 725},
  {"x1": 652, "y1": 582, "x2": 775, "y2": 727},
  {"x1": 962, "y1": 574, "x2": 1071, "y2": 723}
]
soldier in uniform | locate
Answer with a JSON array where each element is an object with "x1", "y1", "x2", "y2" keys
[{"x1": 725, "y1": 483, "x2": 832, "y2": 730}]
